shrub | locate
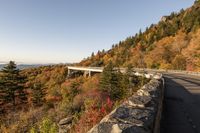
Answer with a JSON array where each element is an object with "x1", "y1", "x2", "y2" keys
[{"x1": 39, "y1": 117, "x2": 58, "y2": 133}]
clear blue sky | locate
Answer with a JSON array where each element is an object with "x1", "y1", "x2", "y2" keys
[{"x1": 0, "y1": 0, "x2": 195, "y2": 64}]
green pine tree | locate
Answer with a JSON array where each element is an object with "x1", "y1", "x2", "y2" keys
[
  {"x1": 17, "y1": 74, "x2": 28, "y2": 103},
  {"x1": 120, "y1": 65, "x2": 132, "y2": 96},
  {"x1": 0, "y1": 77, "x2": 5, "y2": 112},
  {"x1": 31, "y1": 82, "x2": 46, "y2": 106},
  {"x1": 0, "y1": 61, "x2": 27, "y2": 106},
  {"x1": 100, "y1": 62, "x2": 126, "y2": 100},
  {"x1": 110, "y1": 70, "x2": 124, "y2": 100},
  {"x1": 99, "y1": 61, "x2": 114, "y2": 93}
]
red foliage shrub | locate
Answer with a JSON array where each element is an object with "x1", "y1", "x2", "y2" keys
[
  {"x1": 73, "y1": 95, "x2": 114, "y2": 133},
  {"x1": 74, "y1": 106, "x2": 102, "y2": 133},
  {"x1": 100, "y1": 97, "x2": 113, "y2": 115}
]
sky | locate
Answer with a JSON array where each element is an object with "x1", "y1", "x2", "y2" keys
[{"x1": 0, "y1": 0, "x2": 195, "y2": 64}]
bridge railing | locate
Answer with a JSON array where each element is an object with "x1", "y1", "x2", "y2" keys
[
  {"x1": 67, "y1": 66, "x2": 200, "y2": 77},
  {"x1": 133, "y1": 68, "x2": 200, "y2": 77}
]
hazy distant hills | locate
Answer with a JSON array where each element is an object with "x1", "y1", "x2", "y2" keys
[
  {"x1": 0, "y1": 64, "x2": 49, "y2": 70},
  {"x1": 0, "y1": 62, "x2": 72, "y2": 70}
]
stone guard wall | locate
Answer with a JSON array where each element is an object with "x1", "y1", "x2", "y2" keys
[{"x1": 88, "y1": 78, "x2": 164, "y2": 133}]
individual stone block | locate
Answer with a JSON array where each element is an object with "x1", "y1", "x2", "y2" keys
[{"x1": 126, "y1": 95, "x2": 152, "y2": 107}]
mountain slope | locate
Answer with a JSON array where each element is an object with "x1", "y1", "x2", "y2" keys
[{"x1": 79, "y1": 1, "x2": 200, "y2": 72}]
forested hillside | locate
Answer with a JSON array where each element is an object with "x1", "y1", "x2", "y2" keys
[
  {"x1": 0, "y1": 61, "x2": 148, "y2": 132},
  {"x1": 79, "y1": 1, "x2": 200, "y2": 72}
]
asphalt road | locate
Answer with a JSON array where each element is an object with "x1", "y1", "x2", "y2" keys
[{"x1": 161, "y1": 73, "x2": 200, "y2": 133}]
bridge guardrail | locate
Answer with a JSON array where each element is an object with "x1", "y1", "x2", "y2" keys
[
  {"x1": 133, "y1": 68, "x2": 200, "y2": 77},
  {"x1": 67, "y1": 66, "x2": 200, "y2": 77}
]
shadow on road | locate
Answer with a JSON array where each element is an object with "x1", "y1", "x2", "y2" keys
[{"x1": 161, "y1": 74, "x2": 200, "y2": 133}]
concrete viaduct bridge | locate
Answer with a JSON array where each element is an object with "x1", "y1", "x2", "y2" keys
[
  {"x1": 67, "y1": 66, "x2": 159, "y2": 77},
  {"x1": 67, "y1": 66, "x2": 103, "y2": 77},
  {"x1": 67, "y1": 66, "x2": 150, "y2": 78},
  {"x1": 67, "y1": 66, "x2": 129, "y2": 77},
  {"x1": 67, "y1": 66, "x2": 200, "y2": 133}
]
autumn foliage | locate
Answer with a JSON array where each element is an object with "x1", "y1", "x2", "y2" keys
[
  {"x1": 1, "y1": 1, "x2": 200, "y2": 133},
  {"x1": 79, "y1": 2, "x2": 200, "y2": 72}
]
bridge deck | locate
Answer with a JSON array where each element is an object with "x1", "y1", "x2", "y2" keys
[{"x1": 67, "y1": 66, "x2": 103, "y2": 72}]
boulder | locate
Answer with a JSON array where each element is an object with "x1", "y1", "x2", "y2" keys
[
  {"x1": 59, "y1": 124, "x2": 72, "y2": 133},
  {"x1": 59, "y1": 116, "x2": 73, "y2": 133},
  {"x1": 59, "y1": 116, "x2": 73, "y2": 125}
]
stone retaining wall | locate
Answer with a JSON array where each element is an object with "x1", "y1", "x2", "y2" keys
[{"x1": 88, "y1": 78, "x2": 164, "y2": 133}]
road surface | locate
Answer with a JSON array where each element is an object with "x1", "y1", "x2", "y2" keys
[{"x1": 161, "y1": 73, "x2": 200, "y2": 133}]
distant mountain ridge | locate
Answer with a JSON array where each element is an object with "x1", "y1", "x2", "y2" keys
[{"x1": 0, "y1": 64, "x2": 48, "y2": 70}]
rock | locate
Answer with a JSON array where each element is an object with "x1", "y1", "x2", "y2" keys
[
  {"x1": 122, "y1": 126, "x2": 149, "y2": 133},
  {"x1": 153, "y1": 74, "x2": 162, "y2": 80},
  {"x1": 111, "y1": 106, "x2": 153, "y2": 125},
  {"x1": 59, "y1": 124, "x2": 72, "y2": 133},
  {"x1": 59, "y1": 116, "x2": 73, "y2": 125},
  {"x1": 137, "y1": 79, "x2": 161, "y2": 97},
  {"x1": 89, "y1": 122, "x2": 114, "y2": 133},
  {"x1": 126, "y1": 95, "x2": 152, "y2": 107},
  {"x1": 144, "y1": 74, "x2": 152, "y2": 79},
  {"x1": 59, "y1": 116, "x2": 73, "y2": 133},
  {"x1": 111, "y1": 124, "x2": 122, "y2": 133}
]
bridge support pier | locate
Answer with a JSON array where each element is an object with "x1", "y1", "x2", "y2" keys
[
  {"x1": 84, "y1": 71, "x2": 91, "y2": 77},
  {"x1": 67, "y1": 69, "x2": 71, "y2": 77},
  {"x1": 89, "y1": 71, "x2": 91, "y2": 77},
  {"x1": 67, "y1": 66, "x2": 103, "y2": 78}
]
